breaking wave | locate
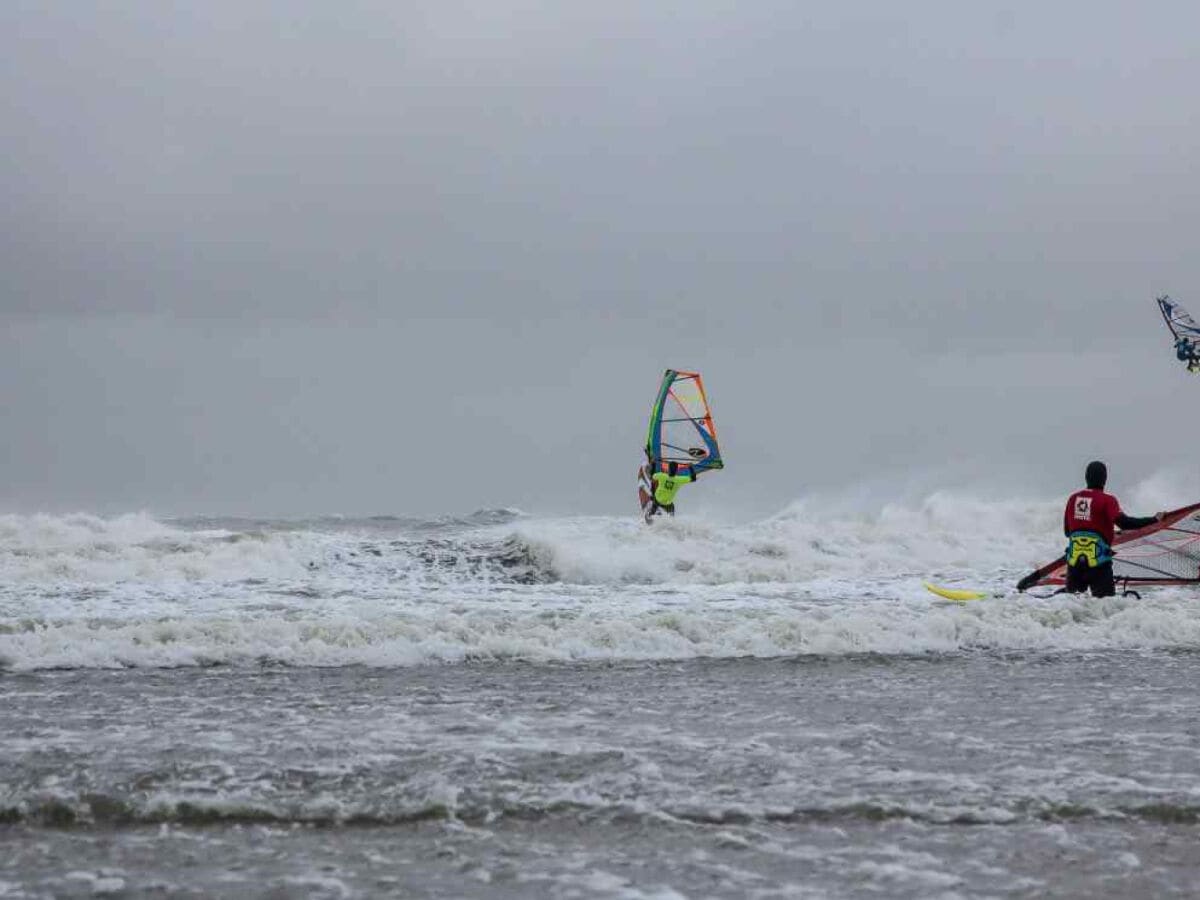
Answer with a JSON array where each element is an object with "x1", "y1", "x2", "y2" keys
[
  {"x1": 6, "y1": 788, "x2": 1198, "y2": 830},
  {"x1": 3, "y1": 490, "x2": 1200, "y2": 671}
]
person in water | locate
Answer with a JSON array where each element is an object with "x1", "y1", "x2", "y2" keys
[
  {"x1": 1063, "y1": 461, "x2": 1162, "y2": 597},
  {"x1": 1176, "y1": 337, "x2": 1200, "y2": 373},
  {"x1": 645, "y1": 460, "x2": 698, "y2": 521}
]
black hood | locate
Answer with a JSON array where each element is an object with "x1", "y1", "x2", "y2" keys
[{"x1": 1085, "y1": 460, "x2": 1108, "y2": 490}]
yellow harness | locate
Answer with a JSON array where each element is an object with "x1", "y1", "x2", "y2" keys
[{"x1": 1066, "y1": 532, "x2": 1112, "y2": 568}]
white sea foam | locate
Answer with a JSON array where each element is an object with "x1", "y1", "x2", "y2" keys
[
  {"x1": 2, "y1": 485, "x2": 1199, "y2": 671},
  {"x1": 512, "y1": 489, "x2": 1060, "y2": 586},
  {"x1": 3, "y1": 589, "x2": 1200, "y2": 672},
  {"x1": 0, "y1": 511, "x2": 323, "y2": 585}
]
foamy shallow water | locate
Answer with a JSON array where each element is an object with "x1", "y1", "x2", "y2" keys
[
  {"x1": 2, "y1": 505, "x2": 1200, "y2": 897},
  {"x1": 3, "y1": 502, "x2": 1200, "y2": 672}
]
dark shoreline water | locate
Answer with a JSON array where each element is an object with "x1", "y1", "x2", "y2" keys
[{"x1": 4, "y1": 652, "x2": 1200, "y2": 898}]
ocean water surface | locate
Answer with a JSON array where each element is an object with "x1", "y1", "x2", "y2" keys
[{"x1": 3, "y1": 498, "x2": 1200, "y2": 898}]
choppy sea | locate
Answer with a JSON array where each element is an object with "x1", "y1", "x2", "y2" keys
[{"x1": 3, "y1": 494, "x2": 1200, "y2": 898}]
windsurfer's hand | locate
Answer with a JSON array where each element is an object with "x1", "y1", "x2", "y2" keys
[{"x1": 1155, "y1": 511, "x2": 1166, "y2": 521}]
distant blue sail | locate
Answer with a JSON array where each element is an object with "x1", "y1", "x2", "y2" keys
[{"x1": 1157, "y1": 295, "x2": 1200, "y2": 374}]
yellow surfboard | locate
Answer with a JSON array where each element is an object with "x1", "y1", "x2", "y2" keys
[{"x1": 923, "y1": 582, "x2": 987, "y2": 602}]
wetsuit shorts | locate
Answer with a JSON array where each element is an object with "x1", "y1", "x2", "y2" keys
[
  {"x1": 1066, "y1": 559, "x2": 1115, "y2": 598},
  {"x1": 646, "y1": 500, "x2": 675, "y2": 519}
]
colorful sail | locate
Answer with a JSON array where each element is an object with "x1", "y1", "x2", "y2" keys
[
  {"x1": 1156, "y1": 295, "x2": 1200, "y2": 373},
  {"x1": 1017, "y1": 501, "x2": 1200, "y2": 591},
  {"x1": 644, "y1": 369, "x2": 723, "y2": 474}
]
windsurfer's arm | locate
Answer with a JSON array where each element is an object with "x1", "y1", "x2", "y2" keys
[{"x1": 1116, "y1": 512, "x2": 1159, "y2": 531}]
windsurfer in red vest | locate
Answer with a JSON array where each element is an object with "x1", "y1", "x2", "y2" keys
[{"x1": 1064, "y1": 461, "x2": 1163, "y2": 597}]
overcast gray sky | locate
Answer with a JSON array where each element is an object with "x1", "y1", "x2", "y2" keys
[{"x1": 3, "y1": 1, "x2": 1199, "y2": 517}]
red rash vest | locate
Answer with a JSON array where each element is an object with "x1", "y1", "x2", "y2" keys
[{"x1": 1064, "y1": 489, "x2": 1122, "y2": 544}]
